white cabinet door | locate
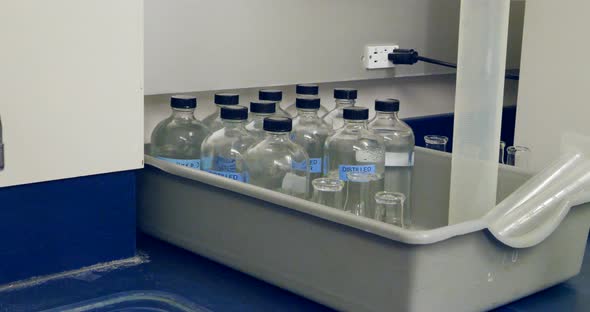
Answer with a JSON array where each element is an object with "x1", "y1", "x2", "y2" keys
[{"x1": 0, "y1": 0, "x2": 144, "y2": 188}]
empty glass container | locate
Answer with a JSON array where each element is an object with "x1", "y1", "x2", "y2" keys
[
  {"x1": 506, "y1": 146, "x2": 531, "y2": 169},
  {"x1": 424, "y1": 135, "x2": 449, "y2": 152},
  {"x1": 312, "y1": 178, "x2": 345, "y2": 209},
  {"x1": 374, "y1": 191, "x2": 406, "y2": 227}
]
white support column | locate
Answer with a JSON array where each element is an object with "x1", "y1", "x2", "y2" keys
[{"x1": 448, "y1": 0, "x2": 511, "y2": 224}]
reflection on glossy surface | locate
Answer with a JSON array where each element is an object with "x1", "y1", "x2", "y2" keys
[{"x1": 42, "y1": 291, "x2": 210, "y2": 312}]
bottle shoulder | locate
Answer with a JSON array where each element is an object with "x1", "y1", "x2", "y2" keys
[
  {"x1": 151, "y1": 116, "x2": 210, "y2": 140},
  {"x1": 203, "y1": 128, "x2": 255, "y2": 146},
  {"x1": 247, "y1": 138, "x2": 308, "y2": 159},
  {"x1": 326, "y1": 128, "x2": 385, "y2": 151}
]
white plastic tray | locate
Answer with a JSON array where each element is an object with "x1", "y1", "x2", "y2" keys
[{"x1": 138, "y1": 147, "x2": 590, "y2": 312}]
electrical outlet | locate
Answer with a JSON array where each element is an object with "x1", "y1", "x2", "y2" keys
[{"x1": 364, "y1": 45, "x2": 398, "y2": 69}]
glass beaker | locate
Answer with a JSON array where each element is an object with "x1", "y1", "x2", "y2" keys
[
  {"x1": 424, "y1": 135, "x2": 449, "y2": 152},
  {"x1": 374, "y1": 191, "x2": 406, "y2": 227},
  {"x1": 506, "y1": 146, "x2": 531, "y2": 169},
  {"x1": 312, "y1": 178, "x2": 345, "y2": 209},
  {"x1": 499, "y1": 141, "x2": 506, "y2": 164},
  {"x1": 344, "y1": 172, "x2": 384, "y2": 218}
]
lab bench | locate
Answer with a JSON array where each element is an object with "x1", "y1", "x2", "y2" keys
[{"x1": 1, "y1": 233, "x2": 588, "y2": 312}]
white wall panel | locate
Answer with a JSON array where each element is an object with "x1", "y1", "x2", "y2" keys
[
  {"x1": 515, "y1": 0, "x2": 590, "y2": 172},
  {"x1": 0, "y1": 0, "x2": 144, "y2": 187},
  {"x1": 144, "y1": 0, "x2": 525, "y2": 95}
]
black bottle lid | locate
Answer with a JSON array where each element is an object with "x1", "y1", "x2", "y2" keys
[
  {"x1": 171, "y1": 95, "x2": 197, "y2": 109},
  {"x1": 334, "y1": 88, "x2": 358, "y2": 100},
  {"x1": 220, "y1": 106, "x2": 248, "y2": 120},
  {"x1": 250, "y1": 101, "x2": 276, "y2": 114},
  {"x1": 375, "y1": 99, "x2": 400, "y2": 112},
  {"x1": 343, "y1": 107, "x2": 369, "y2": 120},
  {"x1": 214, "y1": 93, "x2": 239, "y2": 105},
  {"x1": 259, "y1": 89, "x2": 283, "y2": 101},
  {"x1": 296, "y1": 84, "x2": 319, "y2": 95},
  {"x1": 295, "y1": 97, "x2": 321, "y2": 110},
  {"x1": 263, "y1": 116, "x2": 292, "y2": 132}
]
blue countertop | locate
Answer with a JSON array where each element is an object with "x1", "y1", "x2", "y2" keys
[{"x1": 1, "y1": 233, "x2": 588, "y2": 311}]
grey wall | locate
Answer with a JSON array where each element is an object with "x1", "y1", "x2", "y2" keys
[
  {"x1": 515, "y1": 0, "x2": 590, "y2": 172},
  {"x1": 144, "y1": 0, "x2": 525, "y2": 95}
]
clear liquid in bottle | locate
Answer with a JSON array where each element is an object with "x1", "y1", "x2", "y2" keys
[
  {"x1": 258, "y1": 89, "x2": 290, "y2": 117},
  {"x1": 245, "y1": 117, "x2": 310, "y2": 199},
  {"x1": 202, "y1": 93, "x2": 240, "y2": 132},
  {"x1": 201, "y1": 106, "x2": 256, "y2": 182},
  {"x1": 368, "y1": 99, "x2": 415, "y2": 225},
  {"x1": 150, "y1": 95, "x2": 210, "y2": 169},
  {"x1": 325, "y1": 107, "x2": 385, "y2": 216},
  {"x1": 290, "y1": 97, "x2": 331, "y2": 193},
  {"x1": 284, "y1": 84, "x2": 329, "y2": 117},
  {"x1": 246, "y1": 100, "x2": 277, "y2": 142},
  {"x1": 322, "y1": 88, "x2": 357, "y2": 131}
]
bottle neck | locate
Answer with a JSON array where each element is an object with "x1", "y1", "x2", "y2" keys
[
  {"x1": 221, "y1": 119, "x2": 247, "y2": 129},
  {"x1": 343, "y1": 119, "x2": 368, "y2": 129},
  {"x1": 375, "y1": 111, "x2": 400, "y2": 120},
  {"x1": 297, "y1": 93, "x2": 318, "y2": 99},
  {"x1": 296, "y1": 109, "x2": 320, "y2": 118},
  {"x1": 265, "y1": 131, "x2": 291, "y2": 141},
  {"x1": 252, "y1": 112, "x2": 273, "y2": 119},
  {"x1": 335, "y1": 99, "x2": 355, "y2": 108},
  {"x1": 171, "y1": 108, "x2": 196, "y2": 120}
]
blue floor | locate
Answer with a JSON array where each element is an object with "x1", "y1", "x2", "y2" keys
[{"x1": 1, "y1": 233, "x2": 588, "y2": 311}]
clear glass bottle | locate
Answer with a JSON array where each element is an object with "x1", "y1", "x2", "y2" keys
[
  {"x1": 201, "y1": 106, "x2": 256, "y2": 182},
  {"x1": 322, "y1": 88, "x2": 358, "y2": 130},
  {"x1": 368, "y1": 99, "x2": 415, "y2": 224},
  {"x1": 245, "y1": 100, "x2": 277, "y2": 141},
  {"x1": 291, "y1": 97, "x2": 331, "y2": 193},
  {"x1": 324, "y1": 107, "x2": 385, "y2": 213},
  {"x1": 150, "y1": 95, "x2": 210, "y2": 169},
  {"x1": 245, "y1": 117, "x2": 310, "y2": 199},
  {"x1": 284, "y1": 84, "x2": 329, "y2": 117},
  {"x1": 259, "y1": 89, "x2": 289, "y2": 117},
  {"x1": 202, "y1": 93, "x2": 240, "y2": 132}
]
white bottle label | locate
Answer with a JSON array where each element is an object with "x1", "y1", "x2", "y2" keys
[
  {"x1": 385, "y1": 152, "x2": 414, "y2": 167},
  {"x1": 157, "y1": 157, "x2": 201, "y2": 169},
  {"x1": 338, "y1": 164, "x2": 376, "y2": 181}
]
